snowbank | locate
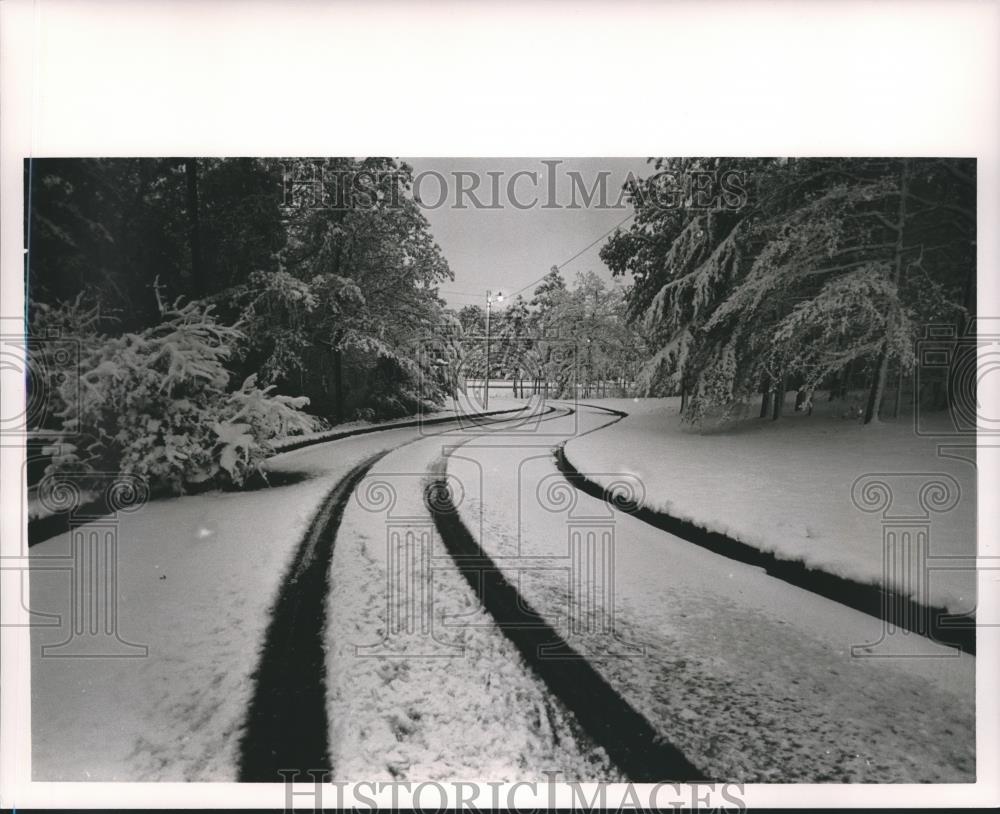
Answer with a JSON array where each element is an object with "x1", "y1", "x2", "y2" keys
[
  {"x1": 27, "y1": 403, "x2": 527, "y2": 523},
  {"x1": 270, "y1": 407, "x2": 461, "y2": 453},
  {"x1": 270, "y1": 401, "x2": 532, "y2": 453}
]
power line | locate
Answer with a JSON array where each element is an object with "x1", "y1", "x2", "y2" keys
[
  {"x1": 507, "y1": 212, "x2": 635, "y2": 299},
  {"x1": 439, "y1": 211, "x2": 635, "y2": 305},
  {"x1": 437, "y1": 289, "x2": 483, "y2": 298}
]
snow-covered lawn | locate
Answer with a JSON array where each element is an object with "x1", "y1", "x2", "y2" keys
[{"x1": 563, "y1": 398, "x2": 977, "y2": 614}]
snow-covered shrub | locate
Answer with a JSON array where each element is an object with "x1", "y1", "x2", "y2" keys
[
  {"x1": 219, "y1": 374, "x2": 316, "y2": 481},
  {"x1": 44, "y1": 299, "x2": 319, "y2": 494},
  {"x1": 28, "y1": 295, "x2": 102, "y2": 432}
]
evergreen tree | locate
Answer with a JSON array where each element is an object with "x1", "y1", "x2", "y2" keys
[{"x1": 602, "y1": 157, "x2": 974, "y2": 424}]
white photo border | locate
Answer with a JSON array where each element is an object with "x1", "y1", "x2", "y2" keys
[{"x1": 1, "y1": 0, "x2": 998, "y2": 808}]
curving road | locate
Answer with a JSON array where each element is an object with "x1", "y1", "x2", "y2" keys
[
  {"x1": 32, "y1": 400, "x2": 975, "y2": 782},
  {"x1": 314, "y1": 401, "x2": 974, "y2": 783}
]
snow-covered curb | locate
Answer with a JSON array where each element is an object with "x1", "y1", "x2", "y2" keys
[
  {"x1": 26, "y1": 404, "x2": 530, "y2": 543},
  {"x1": 270, "y1": 403, "x2": 528, "y2": 453},
  {"x1": 554, "y1": 446, "x2": 974, "y2": 654}
]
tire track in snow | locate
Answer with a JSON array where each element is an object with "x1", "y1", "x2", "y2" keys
[
  {"x1": 426, "y1": 403, "x2": 705, "y2": 782},
  {"x1": 239, "y1": 404, "x2": 557, "y2": 780},
  {"x1": 238, "y1": 451, "x2": 390, "y2": 781},
  {"x1": 463, "y1": 404, "x2": 973, "y2": 780}
]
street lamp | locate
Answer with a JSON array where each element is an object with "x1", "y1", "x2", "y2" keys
[{"x1": 484, "y1": 289, "x2": 504, "y2": 409}]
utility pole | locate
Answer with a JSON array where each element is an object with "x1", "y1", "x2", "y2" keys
[{"x1": 484, "y1": 290, "x2": 503, "y2": 409}]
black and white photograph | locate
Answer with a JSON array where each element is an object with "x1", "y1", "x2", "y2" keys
[
  {"x1": 1, "y1": 2, "x2": 998, "y2": 812},
  {"x1": 16, "y1": 154, "x2": 982, "y2": 780}
]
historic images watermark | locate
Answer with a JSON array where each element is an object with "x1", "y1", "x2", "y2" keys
[
  {"x1": 0, "y1": 325, "x2": 79, "y2": 438},
  {"x1": 849, "y1": 471, "x2": 968, "y2": 657},
  {"x1": 409, "y1": 326, "x2": 583, "y2": 438},
  {"x1": 913, "y1": 317, "x2": 1000, "y2": 438},
  {"x1": 848, "y1": 319, "x2": 1000, "y2": 656},
  {"x1": 28, "y1": 471, "x2": 150, "y2": 658},
  {"x1": 350, "y1": 471, "x2": 467, "y2": 659},
  {"x1": 1, "y1": 320, "x2": 149, "y2": 657},
  {"x1": 350, "y1": 462, "x2": 645, "y2": 660},
  {"x1": 279, "y1": 771, "x2": 747, "y2": 812},
  {"x1": 282, "y1": 159, "x2": 749, "y2": 213}
]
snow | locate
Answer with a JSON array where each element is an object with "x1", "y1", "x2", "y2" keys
[
  {"x1": 448, "y1": 404, "x2": 974, "y2": 782},
  {"x1": 323, "y1": 424, "x2": 618, "y2": 781},
  {"x1": 27, "y1": 398, "x2": 977, "y2": 782},
  {"x1": 269, "y1": 404, "x2": 475, "y2": 453},
  {"x1": 28, "y1": 414, "x2": 517, "y2": 781},
  {"x1": 27, "y1": 403, "x2": 524, "y2": 518},
  {"x1": 563, "y1": 398, "x2": 977, "y2": 614},
  {"x1": 32, "y1": 481, "x2": 326, "y2": 780}
]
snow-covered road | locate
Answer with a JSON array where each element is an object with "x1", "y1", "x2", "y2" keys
[
  {"x1": 30, "y1": 400, "x2": 976, "y2": 782},
  {"x1": 323, "y1": 407, "x2": 619, "y2": 781},
  {"x1": 443, "y1": 404, "x2": 974, "y2": 782},
  {"x1": 29, "y1": 408, "x2": 532, "y2": 781}
]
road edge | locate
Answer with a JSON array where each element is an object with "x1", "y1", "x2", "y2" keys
[{"x1": 555, "y1": 438, "x2": 976, "y2": 656}]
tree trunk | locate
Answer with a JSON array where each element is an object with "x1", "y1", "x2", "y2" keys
[
  {"x1": 332, "y1": 347, "x2": 344, "y2": 424},
  {"x1": 864, "y1": 354, "x2": 889, "y2": 424},
  {"x1": 184, "y1": 159, "x2": 204, "y2": 296},
  {"x1": 830, "y1": 359, "x2": 853, "y2": 401},
  {"x1": 892, "y1": 365, "x2": 903, "y2": 418},
  {"x1": 948, "y1": 260, "x2": 977, "y2": 411},
  {"x1": 771, "y1": 377, "x2": 785, "y2": 420},
  {"x1": 864, "y1": 159, "x2": 910, "y2": 425},
  {"x1": 759, "y1": 380, "x2": 771, "y2": 417}
]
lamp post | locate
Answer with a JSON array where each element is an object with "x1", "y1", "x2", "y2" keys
[{"x1": 484, "y1": 289, "x2": 503, "y2": 409}]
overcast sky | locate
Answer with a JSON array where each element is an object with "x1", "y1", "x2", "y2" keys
[{"x1": 405, "y1": 157, "x2": 652, "y2": 310}]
